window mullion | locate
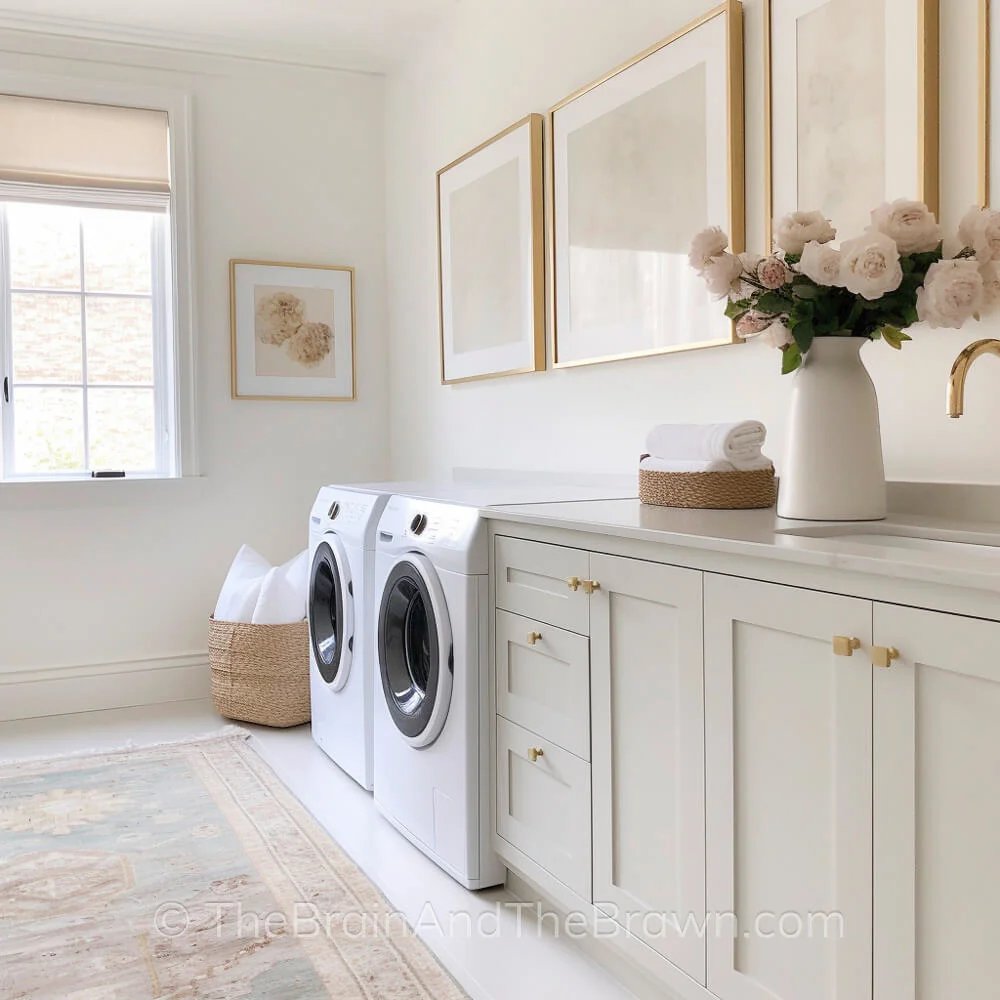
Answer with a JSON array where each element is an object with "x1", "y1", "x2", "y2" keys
[
  {"x1": 0, "y1": 205, "x2": 12, "y2": 480},
  {"x1": 79, "y1": 215, "x2": 90, "y2": 474}
]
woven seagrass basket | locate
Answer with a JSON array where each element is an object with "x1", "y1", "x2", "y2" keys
[
  {"x1": 639, "y1": 466, "x2": 777, "y2": 510},
  {"x1": 208, "y1": 617, "x2": 311, "y2": 727}
]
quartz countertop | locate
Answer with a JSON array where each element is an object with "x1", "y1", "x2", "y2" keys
[{"x1": 486, "y1": 499, "x2": 1000, "y2": 595}]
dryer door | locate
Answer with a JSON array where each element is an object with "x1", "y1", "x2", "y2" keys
[
  {"x1": 377, "y1": 553, "x2": 453, "y2": 749},
  {"x1": 309, "y1": 535, "x2": 355, "y2": 692}
]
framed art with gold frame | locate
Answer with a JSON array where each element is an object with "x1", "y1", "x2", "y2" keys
[
  {"x1": 765, "y1": 0, "x2": 940, "y2": 246},
  {"x1": 230, "y1": 259, "x2": 356, "y2": 401},
  {"x1": 549, "y1": 0, "x2": 744, "y2": 369},
  {"x1": 437, "y1": 114, "x2": 545, "y2": 384}
]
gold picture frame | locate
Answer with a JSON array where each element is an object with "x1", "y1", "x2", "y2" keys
[
  {"x1": 549, "y1": 0, "x2": 745, "y2": 369},
  {"x1": 436, "y1": 114, "x2": 546, "y2": 384},
  {"x1": 764, "y1": 0, "x2": 940, "y2": 249},
  {"x1": 981, "y1": 0, "x2": 991, "y2": 206},
  {"x1": 229, "y1": 259, "x2": 357, "y2": 401}
]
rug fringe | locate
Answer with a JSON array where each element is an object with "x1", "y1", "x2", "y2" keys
[{"x1": 0, "y1": 725, "x2": 251, "y2": 768}]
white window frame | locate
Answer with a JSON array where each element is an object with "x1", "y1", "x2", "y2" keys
[
  {"x1": 0, "y1": 191, "x2": 173, "y2": 478},
  {"x1": 0, "y1": 72, "x2": 197, "y2": 485}
]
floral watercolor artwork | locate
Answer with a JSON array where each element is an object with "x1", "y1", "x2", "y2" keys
[
  {"x1": 253, "y1": 285, "x2": 336, "y2": 378},
  {"x1": 230, "y1": 260, "x2": 355, "y2": 400}
]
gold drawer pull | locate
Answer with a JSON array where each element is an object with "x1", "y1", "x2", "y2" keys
[
  {"x1": 566, "y1": 576, "x2": 581, "y2": 591},
  {"x1": 528, "y1": 747, "x2": 545, "y2": 763},
  {"x1": 872, "y1": 646, "x2": 900, "y2": 669},
  {"x1": 527, "y1": 631, "x2": 542, "y2": 645},
  {"x1": 833, "y1": 636, "x2": 861, "y2": 657},
  {"x1": 581, "y1": 579, "x2": 601, "y2": 595}
]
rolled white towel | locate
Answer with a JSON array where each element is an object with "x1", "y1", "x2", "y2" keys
[
  {"x1": 645, "y1": 421, "x2": 767, "y2": 470},
  {"x1": 640, "y1": 454, "x2": 773, "y2": 474}
]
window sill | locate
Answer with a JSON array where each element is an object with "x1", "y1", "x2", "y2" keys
[{"x1": 0, "y1": 475, "x2": 206, "y2": 510}]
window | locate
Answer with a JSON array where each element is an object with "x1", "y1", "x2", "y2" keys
[{"x1": 0, "y1": 92, "x2": 184, "y2": 481}]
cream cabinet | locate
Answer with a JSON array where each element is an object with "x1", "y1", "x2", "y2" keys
[
  {"x1": 490, "y1": 525, "x2": 1000, "y2": 1000},
  {"x1": 496, "y1": 716, "x2": 592, "y2": 900},
  {"x1": 704, "y1": 574, "x2": 874, "y2": 1000},
  {"x1": 590, "y1": 554, "x2": 706, "y2": 985},
  {"x1": 872, "y1": 604, "x2": 1000, "y2": 1000}
]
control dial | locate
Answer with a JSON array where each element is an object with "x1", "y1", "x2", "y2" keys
[
  {"x1": 327, "y1": 501, "x2": 341, "y2": 520},
  {"x1": 410, "y1": 513, "x2": 428, "y2": 535}
]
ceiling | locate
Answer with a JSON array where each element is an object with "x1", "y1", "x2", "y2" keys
[{"x1": 0, "y1": 0, "x2": 463, "y2": 71}]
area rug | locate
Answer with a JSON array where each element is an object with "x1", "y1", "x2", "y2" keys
[{"x1": 0, "y1": 733, "x2": 468, "y2": 999}]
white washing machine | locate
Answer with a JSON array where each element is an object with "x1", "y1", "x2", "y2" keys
[
  {"x1": 372, "y1": 494, "x2": 504, "y2": 889},
  {"x1": 308, "y1": 485, "x2": 390, "y2": 790}
]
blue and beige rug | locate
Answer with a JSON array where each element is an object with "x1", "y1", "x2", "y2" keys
[{"x1": 0, "y1": 733, "x2": 467, "y2": 999}]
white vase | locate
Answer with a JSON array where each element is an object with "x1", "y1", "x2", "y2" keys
[{"x1": 777, "y1": 337, "x2": 887, "y2": 521}]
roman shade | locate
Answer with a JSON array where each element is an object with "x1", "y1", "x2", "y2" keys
[{"x1": 0, "y1": 95, "x2": 170, "y2": 194}]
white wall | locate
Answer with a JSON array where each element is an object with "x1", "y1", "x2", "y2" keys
[
  {"x1": 384, "y1": 0, "x2": 1000, "y2": 486},
  {"x1": 0, "y1": 31, "x2": 389, "y2": 704}
]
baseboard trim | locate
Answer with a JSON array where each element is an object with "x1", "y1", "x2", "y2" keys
[{"x1": 0, "y1": 652, "x2": 211, "y2": 722}]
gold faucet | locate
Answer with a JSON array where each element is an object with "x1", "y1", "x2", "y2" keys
[{"x1": 947, "y1": 339, "x2": 1000, "y2": 417}]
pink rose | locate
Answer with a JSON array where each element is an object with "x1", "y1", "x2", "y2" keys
[
  {"x1": 757, "y1": 256, "x2": 791, "y2": 290},
  {"x1": 736, "y1": 312, "x2": 771, "y2": 339}
]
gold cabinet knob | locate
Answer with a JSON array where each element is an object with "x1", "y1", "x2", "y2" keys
[
  {"x1": 528, "y1": 747, "x2": 544, "y2": 763},
  {"x1": 833, "y1": 636, "x2": 862, "y2": 657},
  {"x1": 872, "y1": 646, "x2": 900, "y2": 669},
  {"x1": 581, "y1": 579, "x2": 601, "y2": 595},
  {"x1": 566, "y1": 576, "x2": 581, "y2": 591},
  {"x1": 527, "y1": 631, "x2": 542, "y2": 645}
]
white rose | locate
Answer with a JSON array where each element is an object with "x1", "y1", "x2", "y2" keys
[
  {"x1": 917, "y1": 259, "x2": 985, "y2": 329},
  {"x1": 774, "y1": 210, "x2": 836, "y2": 255},
  {"x1": 958, "y1": 205, "x2": 984, "y2": 249},
  {"x1": 840, "y1": 230, "x2": 903, "y2": 300},
  {"x1": 980, "y1": 261, "x2": 1000, "y2": 309},
  {"x1": 797, "y1": 241, "x2": 843, "y2": 286},
  {"x1": 870, "y1": 199, "x2": 941, "y2": 254},
  {"x1": 972, "y1": 209, "x2": 1000, "y2": 262},
  {"x1": 688, "y1": 226, "x2": 729, "y2": 272},
  {"x1": 759, "y1": 319, "x2": 795, "y2": 349},
  {"x1": 702, "y1": 252, "x2": 743, "y2": 300}
]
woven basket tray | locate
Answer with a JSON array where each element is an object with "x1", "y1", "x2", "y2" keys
[
  {"x1": 639, "y1": 466, "x2": 777, "y2": 510},
  {"x1": 208, "y1": 617, "x2": 311, "y2": 728}
]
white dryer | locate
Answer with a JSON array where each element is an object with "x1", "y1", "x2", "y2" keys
[
  {"x1": 372, "y1": 494, "x2": 506, "y2": 890},
  {"x1": 308, "y1": 485, "x2": 390, "y2": 790}
]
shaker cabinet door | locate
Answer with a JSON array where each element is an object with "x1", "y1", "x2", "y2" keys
[
  {"x1": 873, "y1": 603, "x2": 1000, "y2": 1000},
  {"x1": 704, "y1": 574, "x2": 873, "y2": 1000},
  {"x1": 590, "y1": 554, "x2": 706, "y2": 985}
]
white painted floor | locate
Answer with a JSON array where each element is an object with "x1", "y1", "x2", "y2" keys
[{"x1": 0, "y1": 699, "x2": 637, "y2": 1000}]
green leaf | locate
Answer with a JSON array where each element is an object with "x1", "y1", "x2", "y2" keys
[
  {"x1": 792, "y1": 282, "x2": 820, "y2": 300},
  {"x1": 725, "y1": 298, "x2": 751, "y2": 321},
  {"x1": 791, "y1": 318, "x2": 815, "y2": 354},
  {"x1": 881, "y1": 325, "x2": 913, "y2": 350},
  {"x1": 781, "y1": 343, "x2": 802, "y2": 375},
  {"x1": 757, "y1": 291, "x2": 790, "y2": 315}
]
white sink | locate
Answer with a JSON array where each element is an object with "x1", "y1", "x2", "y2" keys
[{"x1": 775, "y1": 523, "x2": 1000, "y2": 559}]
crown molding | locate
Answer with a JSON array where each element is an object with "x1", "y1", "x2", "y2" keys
[{"x1": 0, "y1": 8, "x2": 388, "y2": 75}]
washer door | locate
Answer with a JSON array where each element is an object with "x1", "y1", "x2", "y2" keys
[
  {"x1": 309, "y1": 536, "x2": 355, "y2": 692},
  {"x1": 377, "y1": 554, "x2": 453, "y2": 748}
]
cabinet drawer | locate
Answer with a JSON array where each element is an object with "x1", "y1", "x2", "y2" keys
[
  {"x1": 495, "y1": 610, "x2": 590, "y2": 760},
  {"x1": 496, "y1": 716, "x2": 592, "y2": 901},
  {"x1": 494, "y1": 536, "x2": 590, "y2": 634}
]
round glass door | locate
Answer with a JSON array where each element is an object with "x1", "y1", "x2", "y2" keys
[
  {"x1": 309, "y1": 538, "x2": 354, "y2": 691},
  {"x1": 378, "y1": 557, "x2": 452, "y2": 747}
]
